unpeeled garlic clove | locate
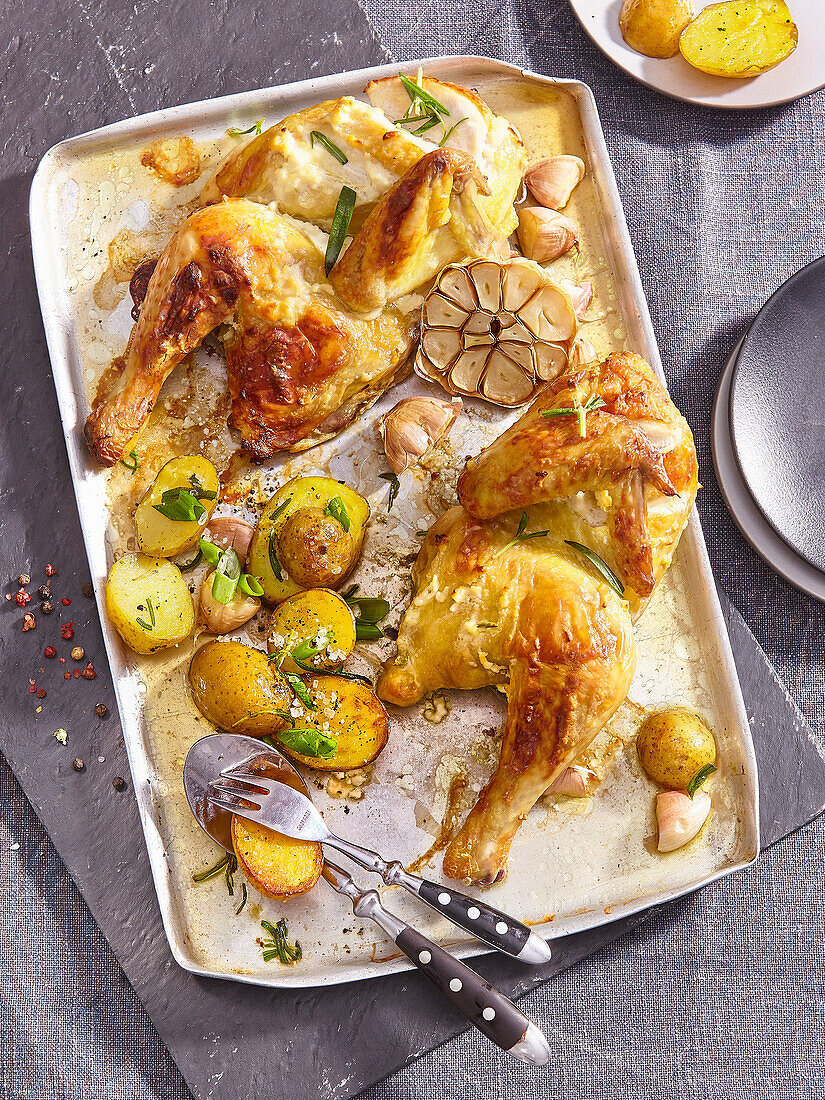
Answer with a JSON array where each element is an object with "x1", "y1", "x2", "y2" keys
[
  {"x1": 524, "y1": 155, "x2": 585, "y2": 210},
  {"x1": 569, "y1": 333, "x2": 599, "y2": 370},
  {"x1": 656, "y1": 789, "x2": 711, "y2": 853},
  {"x1": 204, "y1": 516, "x2": 255, "y2": 562},
  {"x1": 547, "y1": 766, "x2": 589, "y2": 797},
  {"x1": 377, "y1": 396, "x2": 462, "y2": 475},
  {"x1": 516, "y1": 207, "x2": 578, "y2": 263},
  {"x1": 567, "y1": 280, "x2": 593, "y2": 319},
  {"x1": 199, "y1": 570, "x2": 260, "y2": 634}
]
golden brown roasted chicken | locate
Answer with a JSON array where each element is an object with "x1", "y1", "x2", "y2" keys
[{"x1": 377, "y1": 353, "x2": 698, "y2": 885}]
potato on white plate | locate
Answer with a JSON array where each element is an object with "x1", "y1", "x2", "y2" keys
[{"x1": 679, "y1": 0, "x2": 798, "y2": 78}]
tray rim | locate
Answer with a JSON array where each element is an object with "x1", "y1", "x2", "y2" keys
[{"x1": 29, "y1": 52, "x2": 760, "y2": 989}]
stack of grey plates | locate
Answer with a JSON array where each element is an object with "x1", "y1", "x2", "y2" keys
[{"x1": 712, "y1": 256, "x2": 825, "y2": 602}]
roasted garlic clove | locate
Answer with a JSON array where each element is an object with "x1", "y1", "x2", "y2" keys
[
  {"x1": 415, "y1": 258, "x2": 578, "y2": 407},
  {"x1": 656, "y1": 789, "x2": 711, "y2": 853},
  {"x1": 516, "y1": 207, "x2": 578, "y2": 263},
  {"x1": 377, "y1": 396, "x2": 462, "y2": 475},
  {"x1": 547, "y1": 766, "x2": 589, "y2": 797},
  {"x1": 524, "y1": 155, "x2": 585, "y2": 210},
  {"x1": 205, "y1": 516, "x2": 255, "y2": 562},
  {"x1": 199, "y1": 570, "x2": 260, "y2": 634}
]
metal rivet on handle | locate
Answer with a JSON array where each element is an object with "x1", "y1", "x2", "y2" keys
[
  {"x1": 482, "y1": 1007, "x2": 496, "y2": 1021},
  {"x1": 418, "y1": 950, "x2": 432, "y2": 964},
  {"x1": 495, "y1": 921, "x2": 508, "y2": 934},
  {"x1": 438, "y1": 892, "x2": 451, "y2": 905},
  {"x1": 449, "y1": 978, "x2": 462, "y2": 992},
  {"x1": 467, "y1": 906, "x2": 480, "y2": 919}
]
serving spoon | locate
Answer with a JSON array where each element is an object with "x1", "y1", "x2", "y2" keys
[{"x1": 183, "y1": 733, "x2": 551, "y2": 1065}]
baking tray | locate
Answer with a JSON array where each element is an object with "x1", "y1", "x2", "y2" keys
[{"x1": 29, "y1": 55, "x2": 759, "y2": 989}]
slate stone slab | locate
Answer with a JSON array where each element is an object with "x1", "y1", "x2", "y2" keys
[{"x1": 2, "y1": 3, "x2": 824, "y2": 1099}]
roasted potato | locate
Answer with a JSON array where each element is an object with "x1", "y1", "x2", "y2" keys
[
  {"x1": 619, "y1": 0, "x2": 693, "y2": 58},
  {"x1": 277, "y1": 508, "x2": 355, "y2": 589},
  {"x1": 247, "y1": 477, "x2": 370, "y2": 604},
  {"x1": 679, "y1": 0, "x2": 798, "y2": 77},
  {"x1": 278, "y1": 673, "x2": 389, "y2": 770},
  {"x1": 188, "y1": 639, "x2": 292, "y2": 736},
  {"x1": 637, "y1": 708, "x2": 717, "y2": 789},
  {"x1": 105, "y1": 553, "x2": 194, "y2": 654},
  {"x1": 267, "y1": 590, "x2": 356, "y2": 674},
  {"x1": 135, "y1": 455, "x2": 220, "y2": 557}
]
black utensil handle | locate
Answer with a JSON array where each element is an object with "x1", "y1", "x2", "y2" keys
[
  {"x1": 395, "y1": 926, "x2": 547, "y2": 1062},
  {"x1": 416, "y1": 879, "x2": 551, "y2": 964}
]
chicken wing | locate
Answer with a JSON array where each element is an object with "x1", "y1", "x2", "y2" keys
[
  {"x1": 458, "y1": 353, "x2": 699, "y2": 598},
  {"x1": 377, "y1": 505, "x2": 637, "y2": 885},
  {"x1": 330, "y1": 149, "x2": 509, "y2": 314},
  {"x1": 84, "y1": 199, "x2": 414, "y2": 465}
]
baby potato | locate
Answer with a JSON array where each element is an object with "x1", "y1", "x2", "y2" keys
[
  {"x1": 105, "y1": 553, "x2": 194, "y2": 654},
  {"x1": 188, "y1": 639, "x2": 293, "y2": 736},
  {"x1": 637, "y1": 708, "x2": 717, "y2": 789},
  {"x1": 135, "y1": 455, "x2": 219, "y2": 557},
  {"x1": 620, "y1": 0, "x2": 693, "y2": 58},
  {"x1": 277, "y1": 673, "x2": 389, "y2": 771},
  {"x1": 247, "y1": 476, "x2": 370, "y2": 604},
  {"x1": 232, "y1": 820, "x2": 322, "y2": 900},
  {"x1": 679, "y1": 0, "x2": 798, "y2": 77},
  {"x1": 267, "y1": 589, "x2": 356, "y2": 674}
]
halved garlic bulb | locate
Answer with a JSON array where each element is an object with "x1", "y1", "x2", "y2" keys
[
  {"x1": 377, "y1": 396, "x2": 462, "y2": 475},
  {"x1": 415, "y1": 258, "x2": 579, "y2": 407}
]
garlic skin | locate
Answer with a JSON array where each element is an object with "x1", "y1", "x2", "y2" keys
[
  {"x1": 516, "y1": 207, "x2": 578, "y2": 263},
  {"x1": 569, "y1": 334, "x2": 599, "y2": 370},
  {"x1": 378, "y1": 396, "x2": 462, "y2": 475},
  {"x1": 656, "y1": 790, "x2": 711, "y2": 853},
  {"x1": 566, "y1": 280, "x2": 593, "y2": 319},
  {"x1": 199, "y1": 570, "x2": 260, "y2": 634},
  {"x1": 204, "y1": 516, "x2": 255, "y2": 562},
  {"x1": 524, "y1": 155, "x2": 585, "y2": 210},
  {"x1": 547, "y1": 766, "x2": 589, "y2": 797}
]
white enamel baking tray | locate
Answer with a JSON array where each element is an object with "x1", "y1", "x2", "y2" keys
[{"x1": 30, "y1": 55, "x2": 759, "y2": 988}]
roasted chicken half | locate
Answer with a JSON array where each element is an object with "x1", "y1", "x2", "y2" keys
[
  {"x1": 377, "y1": 352, "x2": 698, "y2": 884},
  {"x1": 84, "y1": 199, "x2": 415, "y2": 465}
]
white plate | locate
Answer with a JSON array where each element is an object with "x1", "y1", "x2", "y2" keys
[
  {"x1": 568, "y1": 0, "x2": 824, "y2": 109},
  {"x1": 712, "y1": 339, "x2": 825, "y2": 601}
]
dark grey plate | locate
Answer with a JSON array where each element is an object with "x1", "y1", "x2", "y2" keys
[{"x1": 730, "y1": 256, "x2": 825, "y2": 574}]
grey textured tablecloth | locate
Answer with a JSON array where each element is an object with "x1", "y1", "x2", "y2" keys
[{"x1": 3, "y1": 2, "x2": 825, "y2": 1097}]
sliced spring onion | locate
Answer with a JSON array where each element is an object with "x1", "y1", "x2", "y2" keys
[
  {"x1": 211, "y1": 548, "x2": 241, "y2": 605},
  {"x1": 687, "y1": 763, "x2": 717, "y2": 799},
  {"x1": 199, "y1": 538, "x2": 222, "y2": 567},
  {"x1": 238, "y1": 574, "x2": 264, "y2": 598},
  {"x1": 564, "y1": 541, "x2": 625, "y2": 597},
  {"x1": 324, "y1": 185, "x2": 357, "y2": 275},
  {"x1": 310, "y1": 130, "x2": 348, "y2": 164},
  {"x1": 324, "y1": 496, "x2": 350, "y2": 532},
  {"x1": 179, "y1": 548, "x2": 203, "y2": 573},
  {"x1": 153, "y1": 488, "x2": 207, "y2": 524}
]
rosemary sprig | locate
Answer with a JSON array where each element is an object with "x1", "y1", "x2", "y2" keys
[
  {"x1": 564, "y1": 541, "x2": 625, "y2": 597},
  {"x1": 135, "y1": 596, "x2": 156, "y2": 632},
  {"x1": 268, "y1": 531, "x2": 283, "y2": 581},
  {"x1": 260, "y1": 918, "x2": 302, "y2": 964},
  {"x1": 439, "y1": 117, "x2": 469, "y2": 147},
  {"x1": 310, "y1": 130, "x2": 348, "y2": 164},
  {"x1": 491, "y1": 512, "x2": 551, "y2": 560},
  {"x1": 379, "y1": 471, "x2": 400, "y2": 512},
  {"x1": 542, "y1": 394, "x2": 606, "y2": 438},
  {"x1": 228, "y1": 119, "x2": 264, "y2": 136},
  {"x1": 399, "y1": 72, "x2": 450, "y2": 116},
  {"x1": 234, "y1": 882, "x2": 248, "y2": 915},
  {"x1": 192, "y1": 854, "x2": 231, "y2": 882},
  {"x1": 324, "y1": 185, "x2": 357, "y2": 275},
  {"x1": 120, "y1": 449, "x2": 139, "y2": 474}
]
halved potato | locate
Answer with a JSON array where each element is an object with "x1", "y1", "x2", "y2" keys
[
  {"x1": 188, "y1": 639, "x2": 293, "y2": 736},
  {"x1": 279, "y1": 673, "x2": 389, "y2": 770},
  {"x1": 232, "y1": 766, "x2": 322, "y2": 899},
  {"x1": 135, "y1": 455, "x2": 220, "y2": 557},
  {"x1": 619, "y1": 0, "x2": 693, "y2": 58},
  {"x1": 267, "y1": 590, "x2": 356, "y2": 674},
  {"x1": 247, "y1": 477, "x2": 370, "y2": 604},
  {"x1": 679, "y1": 0, "x2": 798, "y2": 77},
  {"x1": 105, "y1": 553, "x2": 194, "y2": 654}
]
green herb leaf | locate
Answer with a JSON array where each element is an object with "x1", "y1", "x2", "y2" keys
[
  {"x1": 188, "y1": 473, "x2": 217, "y2": 501},
  {"x1": 153, "y1": 488, "x2": 207, "y2": 524},
  {"x1": 228, "y1": 119, "x2": 264, "y2": 136},
  {"x1": 275, "y1": 724, "x2": 338, "y2": 760},
  {"x1": 260, "y1": 918, "x2": 302, "y2": 964},
  {"x1": 225, "y1": 854, "x2": 238, "y2": 896},
  {"x1": 120, "y1": 449, "x2": 139, "y2": 474},
  {"x1": 416, "y1": 530, "x2": 428, "y2": 537},
  {"x1": 310, "y1": 130, "x2": 348, "y2": 164},
  {"x1": 379, "y1": 470, "x2": 400, "y2": 512},
  {"x1": 325, "y1": 185, "x2": 357, "y2": 275},
  {"x1": 268, "y1": 531, "x2": 283, "y2": 581},
  {"x1": 542, "y1": 394, "x2": 606, "y2": 438},
  {"x1": 564, "y1": 541, "x2": 625, "y2": 597},
  {"x1": 438, "y1": 116, "x2": 469, "y2": 147},
  {"x1": 491, "y1": 512, "x2": 551, "y2": 559},
  {"x1": 355, "y1": 621, "x2": 384, "y2": 641},
  {"x1": 179, "y1": 548, "x2": 203, "y2": 572},
  {"x1": 284, "y1": 672, "x2": 317, "y2": 711},
  {"x1": 325, "y1": 496, "x2": 350, "y2": 532},
  {"x1": 686, "y1": 763, "x2": 717, "y2": 799},
  {"x1": 238, "y1": 573, "x2": 264, "y2": 598},
  {"x1": 399, "y1": 72, "x2": 450, "y2": 116},
  {"x1": 342, "y1": 587, "x2": 390, "y2": 623},
  {"x1": 211, "y1": 548, "x2": 241, "y2": 605},
  {"x1": 234, "y1": 881, "x2": 248, "y2": 915},
  {"x1": 192, "y1": 853, "x2": 231, "y2": 882}
]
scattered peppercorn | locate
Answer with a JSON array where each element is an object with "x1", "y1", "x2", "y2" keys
[
  {"x1": 44, "y1": 645, "x2": 56, "y2": 658},
  {"x1": 16, "y1": 573, "x2": 31, "y2": 587},
  {"x1": 22, "y1": 613, "x2": 36, "y2": 631},
  {"x1": 61, "y1": 597, "x2": 71, "y2": 606},
  {"x1": 94, "y1": 703, "x2": 108, "y2": 718},
  {"x1": 38, "y1": 584, "x2": 51, "y2": 599},
  {"x1": 71, "y1": 646, "x2": 85, "y2": 661},
  {"x1": 60, "y1": 622, "x2": 75, "y2": 640},
  {"x1": 40, "y1": 600, "x2": 54, "y2": 615},
  {"x1": 73, "y1": 758, "x2": 85, "y2": 772},
  {"x1": 36, "y1": 688, "x2": 46, "y2": 699},
  {"x1": 81, "y1": 662, "x2": 96, "y2": 680},
  {"x1": 72, "y1": 669, "x2": 80, "y2": 679},
  {"x1": 45, "y1": 564, "x2": 57, "y2": 577},
  {"x1": 82, "y1": 583, "x2": 94, "y2": 599},
  {"x1": 29, "y1": 681, "x2": 36, "y2": 693},
  {"x1": 15, "y1": 589, "x2": 31, "y2": 607},
  {"x1": 112, "y1": 776, "x2": 126, "y2": 791}
]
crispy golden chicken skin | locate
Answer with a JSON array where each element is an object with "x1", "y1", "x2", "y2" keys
[
  {"x1": 378, "y1": 352, "x2": 698, "y2": 885},
  {"x1": 330, "y1": 149, "x2": 508, "y2": 314},
  {"x1": 84, "y1": 199, "x2": 414, "y2": 465},
  {"x1": 377, "y1": 505, "x2": 637, "y2": 885},
  {"x1": 458, "y1": 353, "x2": 699, "y2": 598}
]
